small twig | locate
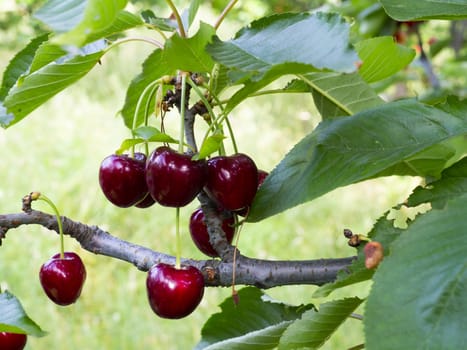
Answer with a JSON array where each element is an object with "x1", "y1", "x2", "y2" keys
[
  {"x1": 415, "y1": 27, "x2": 441, "y2": 89},
  {"x1": 214, "y1": 0, "x2": 239, "y2": 30}
]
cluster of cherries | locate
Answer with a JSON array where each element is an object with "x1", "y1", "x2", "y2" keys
[{"x1": 98, "y1": 146, "x2": 267, "y2": 319}]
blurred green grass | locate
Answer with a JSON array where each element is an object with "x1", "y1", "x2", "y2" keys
[{"x1": 0, "y1": 29, "x2": 421, "y2": 350}]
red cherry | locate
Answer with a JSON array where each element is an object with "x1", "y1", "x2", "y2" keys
[
  {"x1": 99, "y1": 153, "x2": 149, "y2": 207},
  {"x1": 146, "y1": 263, "x2": 205, "y2": 319},
  {"x1": 205, "y1": 154, "x2": 258, "y2": 211},
  {"x1": 39, "y1": 252, "x2": 87, "y2": 306},
  {"x1": 0, "y1": 332, "x2": 27, "y2": 350},
  {"x1": 145, "y1": 147, "x2": 207, "y2": 207},
  {"x1": 189, "y1": 208, "x2": 235, "y2": 257}
]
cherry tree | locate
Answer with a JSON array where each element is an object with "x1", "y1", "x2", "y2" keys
[{"x1": 1, "y1": 0, "x2": 466, "y2": 349}]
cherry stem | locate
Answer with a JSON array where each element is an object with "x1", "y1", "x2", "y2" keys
[
  {"x1": 186, "y1": 78, "x2": 226, "y2": 154},
  {"x1": 214, "y1": 0, "x2": 239, "y2": 29},
  {"x1": 231, "y1": 215, "x2": 243, "y2": 302},
  {"x1": 165, "y1": 0, "x2": 187, "y2": 38},
  {"x1": 37, "y1": 193, "x2": 65, "y2": 259},
  {"x1": 179, "y1": 74, "x2": 187, "y2": 153},
  {"x1": 175, "y1": 207, "x2": 181, "y2": 269},
  {"x1": 105, "y1": 37, "x2": 163, "y2": 51}
]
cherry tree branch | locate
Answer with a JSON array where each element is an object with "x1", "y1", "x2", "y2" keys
[{"x1": 0, "y1": 209, "x2": 354, "y2": 288}]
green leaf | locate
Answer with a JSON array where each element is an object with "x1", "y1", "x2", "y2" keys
[
  {"x1": 207, "y1": 12, "x2": 358, "y2": 81},
  {"x1": 2, "y1": 51, "x2": 104, "y2": 128},
  {"x1": 194, "y1": 133, "x2": 225, "y2": 160},
  {"x1": 380, "y1": 0, "x2": 467, "y2": 20},
  {"x1": 120, "y1": 49, "x2": 174, "y2": 129},
  {"x1": 116, "y1": 129, "x2": 178, "y2": 154},
  {"x1": 408, "y1": 157, "x2": 467, "y2": 209},
  {"x1": 29, "y1": 42, "x2": 67, "y2": 74},
  {"x1": 29, "y1": 39, "x2": 106, "y2": 75},
  {"x1": 225, "y1": 63, "x2": 314, "y2": 115},
  {"x1": 355, "y1": 36, "x2": 416, "y2": 83},
  {"x1": 141, "y1": 10, "x2": 176, "y2": 32},
  {"x1": 278, "y1": 298, "x2": 363, "y2": 349},
  {"x1": 163, "y1": 22, "x2": 215, "y2": 73},
  {"x1": 301, "y1": 72, "x2": 384, "y2": 118},
  {"x1": 196, "y1": 287, "x2": 313, "y2": 350},
  {"x1": 0, "y1": 291, "x2": 46, "y2": 337},
  {"x1": 85, "y1": 10, "x2": 143, "y2": 43},
  {"x1": 186, "y1": 0, "x2": 201, "y2": 29},
  {"x1": 365, "y1": 193, "x2": 467, "y2": 350},
  {"x1": 0, "y1": 33, "x2": 49, "y2": 101},
  {"x1": 248, "y1": 99, "x2": 467, "y2": 222},
  {"x1": 374, "y1": 135, "x2": 467, "y2": 178},
  {"x1": 35, "y1": 0, "x2": 128, "y2": 47}
]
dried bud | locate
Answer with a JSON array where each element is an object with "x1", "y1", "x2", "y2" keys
[
  {"x1": 343, "y1": 228, "x2": 354, "y2": 238},
  {"x1": 364, "y1": 241, "x2": 384, "y2": 269}
]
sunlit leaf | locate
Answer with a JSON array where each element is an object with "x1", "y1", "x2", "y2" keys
[
  {"x1": 163, "y1": 22, "x2": 216, "y2": 73},
  {"x1": 0, "y1": 33, "x2": 49, "y2": 101},
  {"x1": 193, "y1": 133, "x2": 225, "y2": 160},
  {"x1": 2, "y1": 51, "x2": 104, "y2": 128},
  {"x1": 355, "y1": 36, "x2": 416, "y2": 83}
]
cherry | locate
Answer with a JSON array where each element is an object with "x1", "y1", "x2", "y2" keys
[
  {"x1": 0, "y1": 332, "x2": 27, "y2": 350},
  {"x1": 145, "y1": 147, "x2": 207, "y2": 207},
  {"x1": 146, "y1": 263, "x2": 205, "y2": 319},
  {"x1": 99, "y1": 153, "x2": 149, "y2": 208},
  {"x1": 205, "y1": 154, "x2": 258, "y2": 211},
  {"x1": 189, "y1": 208, "x2": 235, "y2": 257},
  {"x1": 39, "y1": 252, "x2": 86, "y2": 306}
]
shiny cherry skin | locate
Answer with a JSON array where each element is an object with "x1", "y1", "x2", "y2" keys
[
  {"x1": 99, "y1": 153, "x2": 149, "y2": 208},
  {"x1": 189, "y1": 208, "x2": 235, "y2": 257},
  {"x1": 39, "y1": 252, "x2": 87, "y2": 306},
  {"x1": 205, "y1": 154, "x2": 258, "y2": 211},
  {"x1": 146, "y1": 263, "x2": 205, "y2": 319},
  {"x1": 0, "y1": 332, "x2": 27, "y2": 350},
  {"x1": 145, "y1": 147, "x2": 207, "y2": 207}
]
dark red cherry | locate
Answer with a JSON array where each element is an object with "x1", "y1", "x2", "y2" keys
[
  {"x1": 99, "y1": 153, "x2": 148, "y2": 207},
  {"x1": 0, "y1": 332, "x2": 27, "y2": 350},
  {"x1": 205, "y1": 154, "x2": 258, "y2": 211},
  {"x1": 189, "y1": 208, "x2": 235, "y2": 257},
  {"x1": 39, "y1": 252, "x2": 86, "y2": 306},
  {"x1": 146, "y1": 263, "x2": 205, "y2": 319},
  {"x1": 145, "y1": 147, "x2": 206, "y2": 207}
]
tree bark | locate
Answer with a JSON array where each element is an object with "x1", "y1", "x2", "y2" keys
[{"x1": 0, "y1": 209, "x2": 354, "y2": 288}]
